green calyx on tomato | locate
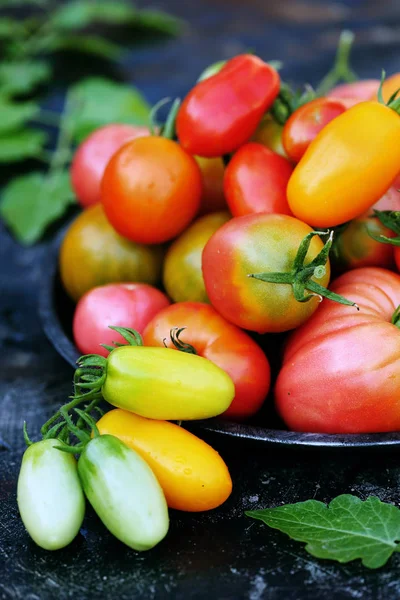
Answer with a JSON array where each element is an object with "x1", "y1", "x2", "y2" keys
[
  {"x1": 377, "y1": 71, "x2": 400, "y2": 113},
  {"x1": 271, "y1": 82, "x2": 316, "y2": 125},
  {"x1": 370, "y1": 210, "x2": 400, "y2": 245},
  {"x1": 390, "y1": 304, "x2": 400, "y2": 329},
  {"x1": 166, "y1": 327, "x2": 197, "y2": 355},
  {"x1": 249, "y1": 230, "x2": 359, "y2": 308},
  {"x1": 148, "y1": 97, "x2": 181, "y2": 139}
]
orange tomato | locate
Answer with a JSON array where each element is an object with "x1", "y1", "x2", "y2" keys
[
  {"x1": 287, "y1": 102, "x2": 400, "y2": 228},
  {"x1": 96, "y1": 409, "x2": 232, "y2": 512},
  {"x1": 60, "y1": 205, "x2": 164, "y2": 302}
]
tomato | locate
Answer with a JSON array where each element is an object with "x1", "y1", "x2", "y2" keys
[
  {"x1": 101, "y1": 136, "x2": 202, "y2": 244},
  {"x1": 96, "y1": 409, "x2": 232, "y2": 511},
  {"x1": 224, "y1": 143, "x2": 293, "y2": 217},
  {"x1": 327, "y1": 79, "x2": 379, "y2": 100},
  {"x1": 78, "y1": 435, "x2": 169, "y2": 550},
  {"x1": 275, "y1": 267, "x2": 400, "y2": 433},
  {"x1": 195, "y1": 156, "x2": 227, "y2": 215},
  {"x1": 177, "y1": 55, "x2": 280, "y2": 157},
  {"x1": 202, "y1": 213, "x2": 332, "y2": 333},
  {"x1": 282, "y1": 98, "x2": 346, "y2": 163},
  {"x1": 71, "y1": 124, "x2": 149, "y2": 209},
  {"x1": 60, "y1": 205, "x2": 164, "y2": 302},
  {"x1": 163, "y1": 211, "x2": 230, "y2": 304},
  {"x1": 143, "y1": 302, "x2": 270, "y2": 420},
  {"x1": 77, "y1": 337, "x2": 235, "y2": 420},
  {"x1": 287, "y1": 102, "x2": 400, "y2": 227},
  {"x1": 251, "y1": 114, "x2": 287, "y2": 157},
  {"x1": 17, "y1": 439, "x2": 85, "y2": 550},
  {"x1": 73, "y1": 283, "x2": 170, "y2": 357},
  {"x1": 370, "y1": 73, "x2": 400, "y2": 103}
]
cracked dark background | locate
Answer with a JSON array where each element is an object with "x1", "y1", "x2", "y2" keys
[{"x1": 1, "y1": 0, "x2": 400, "y2": 598}]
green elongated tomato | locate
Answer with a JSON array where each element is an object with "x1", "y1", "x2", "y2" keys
[
  {"x1": 101, "y1": 345, "x2": 235, "y2": 420},
  {"x1": 78, "y1": 435, "x2": 169, "y2": 551},
  {"x1": 17, "y1": 439, "x2": 85, "y2": 550}
]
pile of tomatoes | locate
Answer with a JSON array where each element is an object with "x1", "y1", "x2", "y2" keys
[{"x1": 18, "y1": 49, "x2": 400, "y2": 553}]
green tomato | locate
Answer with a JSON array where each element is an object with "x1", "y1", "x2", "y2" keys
[
  {"x1": 17, "y1": 439, "x2": 85, "y2": 550},
  {"x1": 78, "y1": 435, "x2": 169, "y2": 551}
]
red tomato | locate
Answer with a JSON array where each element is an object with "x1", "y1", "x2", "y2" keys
[
  {"x1": 282, "y1": 98, "x2": 346, "y2": 163},
  {"x1": 73, "y1": 283, "x2": 170, "y2": 357},
  {"x1": 143, "y1": 302, "x2": 270, "y2": 420},
  {"x1": 71, "y1": 124, "x2": 149, "y2": 209},
  {"x1": 327, "y1": 79, "x2": 380, "y2": 100},
  {"x1": 194, "y1": 156, "x2": 227, "y2": 215},
  {"x1": 224, "y1": 143, "x2": 293, "y2": 217},
  {"x1": 177, "y1": 55, "x2": 280, "y2": 157},
  {"x1": 202, "y1": 213, "x2": 331, "y2": 333},
  {"x1": 275, "y1": 267, "x2": 400, "y2": 433},
  {"x1": 101, "y1": 136, "x2": 202, "y2": 244}
]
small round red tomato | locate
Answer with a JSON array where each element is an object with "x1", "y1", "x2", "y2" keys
[
  {"x1": 251, "y1": 114, "x2": 287, "y2": 157},
  {"x1": 275, "y1": 267, "x2": 400, "y2": 433},
  {"x1": 71, "y1": 124, "x2": 149, "y2": 209},
  {"x1": 177, "y1": 54, "x2": 280, "y2": 157},
  {"x1": 224, "y1": 143, "x2": 293, "y2": 217},
  {"x1": 73, "y1": 283, "x2": 170, "y2": 357},
  {"x1": 60, "y1": 205, "x2": 164, "y2": 302},
  {"x1": 101, "y1": 136, "x2": 202, "y2": 244},
  {"x1": 282, "y1": 98, "x2": 346, "y2": 163},
  {"x1": 194, "y1": 156, "x2": 227, "y2": 215},
  {"x1": 143, "y1": 302, "x2": 270, "y2": 420},
  {"x1": 163, "y1": 211, "x2": 230, "y2": 303},
  {"x1": 202, "y1": 213, "x2": 331, "y2": 333},
  {"x1": 327, "y1": 79, "x2": 379, "y2": 101}
]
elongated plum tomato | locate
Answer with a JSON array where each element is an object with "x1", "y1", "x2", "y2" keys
[
  {"x1": 71, "y1": 124, "x2": 149, "y2": 208},
  {"x1": 143, "y1": 302, "x2": 270, "y2": 419},
  {"x1": 163, "y1": 211, "x2": 230, "y2": 303},
  {"x1": 101, "y1": 136, "x2": 202, "y2": 244},
  {"x1": 282, "y1": 98, "x2": 346, "y2": 163},
  {"x1": 195, "y1": 156, "x2": 227, "y2": 215},
  {"x1": 17, "y1": 439, "x2": 85, "y2": 550},
  {"x1": 82, "y1": 343, "x2": 235, "y2": 420},
  {"x1": 287, "y1": 102, "x2": 400, "y2": 227},
  {"x1": 73, "y1": 283, "x2": 170, "y2": 356},
  {"x1": 202, "y1": 213, "x2": 330, "y2": 333},
  {"x1": 275, "y1": 267, "x2": 400, "y2": 433},
  {"x1": 96, "y1": 409, "x2": 232, "y2": 511},
  {"x1": 224, "y1": 143, "x2": 293, "y2": 217},
  {"x1": 176, "y1": 55, "x2": 280, "y2": 157},
  {"x1": 78, "y1": 435, "x2": 169, "y2": 551},
  {"x1": 59, "y1": 205, "x2": 164, "y2": 302}
]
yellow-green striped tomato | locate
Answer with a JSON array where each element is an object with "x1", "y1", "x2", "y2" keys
[
  {"x1": 17, "y1": 439, "x2": 85, "y2": 550},
  {"x1": 78, "y1": 435, "x2": 169, "y2": 551}
]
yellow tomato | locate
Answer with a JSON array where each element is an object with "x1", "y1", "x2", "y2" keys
[{"x1": 96, "y1": 409, "x2": 233, "y2": 512}]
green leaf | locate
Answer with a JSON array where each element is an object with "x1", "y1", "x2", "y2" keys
[
  {"x1": 246, "y1": 494, "x2": 400, "y2": 569},
  {"x1": 0, "y1": 17, "x2": 26, "y2": 39},
  {"x1": 50, "y1": 0, "x2": 137, "y2": 29},
  {"x1": 0, "y1": 61, "x2": 51, "y2": 96},
  {"x1": 0, "y1": 99, "x2": 39, "y2": 134},
  {"x1": 134, "y1": 9, "x2": 184, "y2": 36},
  {"x1": 0, "y1": 129, "x2": 48, "y2": 162},
  {"x1": 49, "y1": 33, "x2": 122, "y2": 60},
  {"x1": 67, "y1": 77, "x2": 151, "y2": 143},
  {"x1": 0, "y1": 171, "x2": 75, "y2": 245}
]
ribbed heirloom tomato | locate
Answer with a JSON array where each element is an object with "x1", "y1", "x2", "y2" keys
[
  {"x1": 276, "y1": 267, "x2": 400, "y2": 433},
  {"x1": 101, "y1": 136, "x2": 202, "y2": 244},
  {"x1": 143, "y1": 302, "x2": 270, "y2": 420}
]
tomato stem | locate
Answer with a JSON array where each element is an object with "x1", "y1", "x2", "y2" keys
[
  {"x1": 249, "y1": 230, "x2": 359, "y2": 309},
  {"x1": 23, "y1": 421, "x2": 33, "y2": 447},
  {"x1": 316, "y1": 30, "x2": 358, "y2": 95},
  {"x1": 168, "y1": 327, "x2": 197, "y2": 355}
]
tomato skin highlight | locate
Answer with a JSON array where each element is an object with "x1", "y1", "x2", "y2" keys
[
  {"x1": 224, "y1": 143, "x2": 293, "y2": 217},
  {"x1": 71, "y1": 124, "x2": 149, "y2": 209},
  {"x1": 143, "y1": 302, "x2": 270, "y2": 420},
  {"x1": 163, "y1": 211, "x2": 230, "y2": 304},
  {"x1": 287, "y1": 102, "x2": 400, "y2": 227},
  {"x1": 96, "y1": 410, "x2": 232, "y2": 512},
  {"x1": 177, "y1": 55, "x2": 280, "y2": 157},
  {"x1": 202, "y1": 213, "x2": 330, "y2": 334},
  {"x1": 282, "y1": 98, "x2": 346, "y2": 163},
  {"x1": 275, "y1": 267, "x2": 400, "y2": 434},
  {"x1": 78, "y1": 435, "x2": 169, "y2": 551},
  {"x1": 73, "y1": 283, "x2": 170, "y2": 357},
  {"x1": 60, "y1": 204, "x2": 164, "y2": 302},
  {"x1": 101, "y1": 136, "x2": 202, "y2": 244},
  {"x1": 17, "y1": 439, "x2": 85, "y2": 551},
  {"x1": 102, "y1": 345, "x2": 235, "y2": 420}
]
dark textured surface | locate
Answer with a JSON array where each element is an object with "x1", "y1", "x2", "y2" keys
[{"x1": 2, "y1": 0, "x2": 400, "y2": 598}]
